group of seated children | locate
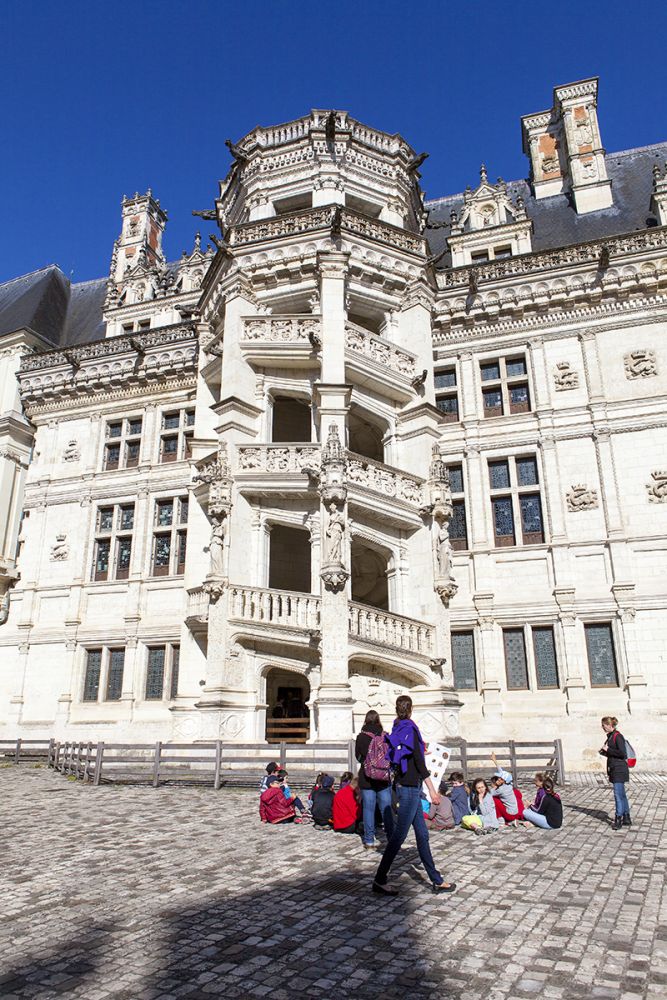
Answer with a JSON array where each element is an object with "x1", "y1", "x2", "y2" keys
[
  {"x1": 422, "y1": 758, "x2": 562, "y2": 834},
  {"x1": 259, "y1": 762, "x2": 363, "y2": 832}
]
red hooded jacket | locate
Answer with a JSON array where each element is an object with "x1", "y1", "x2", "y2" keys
[
  {"x1": 333, "y1": 783, "x2": 361, "y2": 830},
  {"x1": 260, "y1": 785, "x2": 296, "y2": 824}
]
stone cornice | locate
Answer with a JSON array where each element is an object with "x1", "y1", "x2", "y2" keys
[{"x1": 23, "y1": 376, "x2": 197, "y2": 418}]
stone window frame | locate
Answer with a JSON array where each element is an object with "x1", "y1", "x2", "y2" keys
[
  {"x1": 92, "y1": 502, "x2": 135, "y2": 582},
  {"x1": 143, "y1": 643, "x2": 181, "y2": 702},
  {"x1": 447, "y1": 463, "x2": 468, "y2": 551},
  {"x1": 434, "y1": 365, "x2": 460, "y2": 424},
  {"x1": 583, "y1": 621, "x2": 620, "y2": 688},
  {"x1": 450, "y1": 630, "x2": 478, "y2": 690},
  {"x1": 488, "y1": 453, "x2": 545, "y2": 548},
  {"x1": 501, "y1": 624, "x2": 561, "y2": 691},
  {"x1": 479, "y1": 353, "x2": 532, "y2": 419},
  {"x1": 102, "y1": 415, "x2": 143, "y2": 471},
  {"x1": 158, "y1": 406, "x2": 195, "y2": 464},
  {"x1": 81, "y1": 646, "x2": 126, "y2": 703},
  {"x1": 150, "y1": 495, "x2": 189, "y2": 578}
]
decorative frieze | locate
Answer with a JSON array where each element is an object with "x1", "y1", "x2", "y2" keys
[
  {"x1": 346, "y1": 451, "x2": 425, "y2": 507},
  {"x1": 553, "y1": 361, "x2": 579, "y2": 390},
  {"x1": 344, "y1": 322, "x2": 417, "y2": 378},
  {"x1": 241, "y1": 315, "x2": 321, "y2": 344},
  {"x1": 566, "y1": 484, "x2": 599, "y2": 511},
  {"x1": 237, "y1": 444, "x2": 321, "y2": 475},
  {"x1": 624, "y1": 349, "x2": 658, "y2": 380},
  {"x1": 647, "y1": 470, "x2": 667, "y2": 503}
]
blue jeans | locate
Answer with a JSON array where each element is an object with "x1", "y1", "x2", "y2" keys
[
  {"x1": 361, "y1": 786, "x2": 394, "y2": 845},
  {"x1": 613, "y1": 782, "x2": 630, "y2": 816},
  {"x1": 374, "y1": 785, "x2": 443, "y2": 886},
  {"x1": 522, "y1": 807, "x2": 554, "y2": 830}
]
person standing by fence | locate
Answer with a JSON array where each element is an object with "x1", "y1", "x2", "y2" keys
[
  {"x1": 355, "y1": 709, "x2": 394, "y2": 850},
  {"x1": 599, "y1": 716, "x2": 632, "y2": 830},
  {"x1": 372, "y1": 695, "x2": 456, "y2": 897}
]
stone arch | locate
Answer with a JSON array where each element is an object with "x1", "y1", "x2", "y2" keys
[
  {"x1": 261, "y1": 663, "x2": 311, "y2": 743},
  {"x1": 348, "y1": 655, "x2": 433, "y2": 732}
]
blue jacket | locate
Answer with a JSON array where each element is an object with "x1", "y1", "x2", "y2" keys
[{"x1": 449, "y1": 784, "x2": 469, "y2": 825}]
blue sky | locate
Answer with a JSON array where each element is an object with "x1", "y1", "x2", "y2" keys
[{"x1": 1, "y1": 1, "x2": 665, "y2": 283}]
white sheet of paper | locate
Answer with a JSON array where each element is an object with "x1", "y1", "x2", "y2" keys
[{"x1": 423, "y1": 742, "x2": 452, "y2": 803}]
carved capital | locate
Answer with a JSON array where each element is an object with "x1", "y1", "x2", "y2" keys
[{"x1": 320, "y1": 565, "x2": 349, "y2": 592}]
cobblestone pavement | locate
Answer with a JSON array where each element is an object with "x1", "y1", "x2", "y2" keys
[{"x1": 2, "y1": 766, "x2": 666, "y2": 1000}]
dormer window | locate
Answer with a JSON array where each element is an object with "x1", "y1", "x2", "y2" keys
[{"x1": 447, "y1": 165, "x2": 532, "y2": 267}]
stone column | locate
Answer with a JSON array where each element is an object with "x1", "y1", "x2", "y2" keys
[
  {"x1": 612, "y1": 585, "x2": 649, "y2": 714},
  {"x1": 474, "y1": 593, "x2": 502, "y2": 722},
  {"x1": 554, "y1": 588, "x2": 587, "y2": 714}
]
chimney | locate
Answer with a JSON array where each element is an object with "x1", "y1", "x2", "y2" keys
[{"x1": 113, "y1": 190, "x2": 168, "y2": 281}]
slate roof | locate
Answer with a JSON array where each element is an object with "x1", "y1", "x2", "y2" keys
[
  {"x1": 425, "y1": 142, "x2": 667, "y2": 268},
  {"x1": 0, "y1": 266, "x2": 107, "y2": 346}
]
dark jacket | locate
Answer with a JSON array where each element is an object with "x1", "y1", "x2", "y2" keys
[
  {"x1": 449, "y1": 784, "x2": 469, "y2": 825},
  {"x1": 311, "y1": 787, "x2": 334, "y2": 826},
  {"x1": 600, "y1": 730, "x2": 629, "y2": 784},
  {"x1": 538, "y1": 792, "x2": 563, "y2": 829},
  {"x1": 394, "y1": 736, "x2": 430, "y2": 788},
  {"x1": 355, "y1": 727, "x2": 391, "y2": 791}
]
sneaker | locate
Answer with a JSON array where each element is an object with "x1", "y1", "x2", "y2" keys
[
  {"x1": 362, "y1": 842, "x2": 378, "y2": 851},
  {"x1": 372, "y1": 880, "x2": 399, "y2": 896}
]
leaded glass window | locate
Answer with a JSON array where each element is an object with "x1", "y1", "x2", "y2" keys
[
  {"x1": 448, "y1": 466, "x2": 464, "y2": 493},
  {"x1": 452, "y1": 632, "x2": 476, "y2": 689},
  {"x1": 503, "y1": 629, "x2": 529, "y2": 689},
  {"x1": 146, "y1": 647, "x2": 166, "y2": 700},
  {"x1": 493, "y1": 497, "x2": 515, "y2": 545},
  {"x1": 103, "y1": 417, "x2": 142, "y2": 471},
  {"x1": 159, "y1": 409, "x2": 195, "y2": 463},
  {"x1": 106, "y1": 649, "x2": 125, "y2": 700},
  {"x1": 449, "y1": 501, "x2": 468, "y2": 549},
  {"x1": 517, "y1": 457, "x2": 538, "y2": 486},
  {"x1": 94, "y1": 539, "x2": 110, "y2": 580},
  {"x1": 152, "y1": 497, "x2": 188, "y2": 576},
  {"x1": 480, "y1": 355, "x2": 531, "y2": 419},
  {"x1": 93, "y1": 503, "x2": 134, "y2": 581},
  {"x1": 520, "y1": 494, "x2": 544, "y2": 544},
  {"x1": 533, "y1": 628, "x2": 559, "y2": 688},
  {"x1": 156, "y1": 500, "x2": 174, "y2": 527},
  {"x1": 489, "y1": 460, "x2": 510, "y2": 490},
  {"x1": 506, "y1": 358, "x2": 527, "y2": 378},
  {"x1": 170, "y1": 646, "x2": 180, "y2": 700},
  {"x1": 585, "y1": 624, "x2": 619, "y2": 687},
  {"x1": 481, "y1": 362, "x2": 500, "y2": 382},
  {"x1": 435, "y1": 370, "x2": 457, "y2": 390},
  {"x1": 153, "y1": 535, "x2": 171, "y2": 575},
  {"x1": 98, "y1": 508, "x2": 113, "y2": 532},
  {"x1": 83, "y1": 650, "x2": 102, "y2": 701}
]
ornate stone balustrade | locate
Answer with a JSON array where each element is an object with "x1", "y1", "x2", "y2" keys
[
  {"x1": 229, "y1": 585, "x2": 321, "y2": 631},
  {"x1": 19, "y1": 322, "x2": 196, "y2": 372},
  {"x1": 241, "y1": 315, "x2": 321, "y2": 344},
  {"x1": 229, "y1": 207, "x2": 426, "y2": 256},
  {"x1": 186, "y1": 586, "x2": 210, "y2": 621},
  {"x1": 346, "y1": 450, "x2": 425, "y2": 507},
  {"x1": 348, "y1": 602, "x2": 435, "y2": 656},
  {"x1": 237, "y1": 443, "x2": 321, "y2": 475},
  {"x1": 345, "y1": 321, "x2": 417, "y2": 378},
  {"x1": 239, "y1": 111, "x2": 407, "y2": 156}
]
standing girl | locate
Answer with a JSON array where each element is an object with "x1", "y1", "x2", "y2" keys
[
  {"x1": 355, "y1": 709, "x2": 395, "y2": 850},
  {"x1": 599, "y1": 716, "x2": 631, "y2": 829}
]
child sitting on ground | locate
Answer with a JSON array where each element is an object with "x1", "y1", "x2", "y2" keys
[
  {"x1": 521, "y1": 776, "x2": 563, "y2": 830},
  {"x1": 259, "y1": 774, "x2": 296, "y2": 825},
  {"x1": 259, "y1": 761, "x2": 279, "y2": 793},
  {"x1": 339, "y1": 771, "x2": 353, "y2": 788},
  {"x1": 461, "y1": 778, "x2": 500, "y2": 834},
  {"x1": 276, "y1": 769, "x2": 308, "y2": 821},
  {"x1": 311, "y1": 774, "x2": 335, "y2": 830},
  {"x1": 490, "y1": 752, "x2": 524, "y2": 825},
  {"x1": 526, "y1": 772, "x2": 546, "y2": 812},
  {"x1": 425, "y1": 779, "x2": 455, "y2": 831},
  {"x1": 448, "y1": 772, "x2": 470, "y2": 826},
  {"x1": 333, "y1": 775, "x2": 362, "y2": 833}
]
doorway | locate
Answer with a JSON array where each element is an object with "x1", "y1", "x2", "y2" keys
[{"x1": 265, "y1": 667, "x2": 310, "y2": 743}]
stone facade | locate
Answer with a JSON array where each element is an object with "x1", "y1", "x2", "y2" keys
[{"x1": 1, "y1": 82, "x2": 666, "y2": 769}]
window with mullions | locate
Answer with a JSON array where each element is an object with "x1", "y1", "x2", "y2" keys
[
  {"x1": 503, "y1": 629, "x2": 529, "y2": 689},
  {"x1": 481, "y1": 355, "x2": 531, "y2": 418},
  {"x1": 151, "y1": 497, "x2": 188, "y2": 576},
  {"x1": 82, "y1": 647, "x2": 125, "y2": 702},
  {"x1": 532, "y1": 627, "x2": 559, "y2": 689},
  {"x1": 451, "y1": 631, "x2": 477, "y2": 689},
  {"x1": 93, "y1": 504, "x2": 134, "y2": 581},
  {"x1": 159, "y1": 408, "x2": 194, "y2": 464},
  {"x1": 502, "y1": 625, "x2": 560, "y2": 690},
  {"x1": 103, "y1": 417, "x2": 142, "y2": 471},
  {"x1": 489, "y1": 456, "x2": 544, "y2": 547},
  {"x1": 145, "y1": 643, "x2": 180, "y2": 700},
  {"x1": 447, "y1": 464, "x2": 468, "y2": 551},
  {"x1": 434, "y1": 368, "x2": 459, "y2": 423},
  {"x1": 585, "y1": 623, "x2": 619, "y2": 687}
]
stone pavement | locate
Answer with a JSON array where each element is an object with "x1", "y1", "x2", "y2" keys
[{"x1": 1, "y1": 765, "x2": 666, "y2": 1000}]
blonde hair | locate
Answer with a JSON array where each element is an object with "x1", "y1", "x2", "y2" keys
[{"x1": 601, "y1": 716, "x2": 618, "y2": 728}]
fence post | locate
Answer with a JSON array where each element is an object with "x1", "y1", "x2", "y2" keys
[
  {"x1": 54, "y1": 741, "x2": 61, "y2": 771},
  {"x1": 94, "y1": 742, "x2": 104, "y2": 786},
  {"x1": 63, "y1": 742, "x2": 70, "y2": 774},
  {"x1": 14, "y1": 738, "x2": 22, "y2": 764},
  {"x1": 279, "y1": 741, "x2": 287, "y2": 769},
  {"x1": 47, "y1": 738, "x2": 55, "y2": 767},
  {"x1": 82, "y1": 741, "x2": 92, "y2": 783},
  {"x1": 555, "y1": 738, "x2": 566, "y2": 786},
  {"x1": 459, "y1": 739, "x2": 468, "y2": 776},
  {"x1": 152, "y1": 741, "x2": 162, "y2": 788},
  {"x1": 508, "y1": 740, "x2": 518, "y2": 786},
  {"x1": 213, "y1": 740, "x2": 223, "y2": 791}
]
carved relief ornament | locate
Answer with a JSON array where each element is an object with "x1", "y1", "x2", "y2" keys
[
  {"x1": 647, "y1": 470, "x2": 667, "y2": 503},
  {"x1": 553, "y1": 361, "x2": 579, "y2": 391},
  {"x1": 566, "y1": 484, "x2": 599, "y2": 511},
  {"x1": 624, "y1": 350, "x2": 658, "y2": 380}
]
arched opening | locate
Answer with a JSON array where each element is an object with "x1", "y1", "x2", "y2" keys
[
  {"x1": 265, "y1": 667, "x2": 310, "y2": 743},
  {"x1": 269, "y1": 524, "x2": 311, "y2": 593},
  {"x1": 272, "y1": 395, "x2": 312, "y2": 442},
  {"x1": 351, "y1": 538, "x2": 389, "y2": 610},
  {"x1": 348, "y1": 406, "x2": 385, "y2": 462}
]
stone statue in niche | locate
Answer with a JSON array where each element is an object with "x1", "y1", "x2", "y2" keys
[
  {"x1": 50, "y1": 534, "x2": 69, "y2": 561},
  {"x1": 553, "y1": 361, "x2": 579, "y2": 391},
  {"x1": 624, "y1": 350, "x2": 658, "y2": 380},
  {"x1": 63, "y1": 439, "x2": 80, "y2": 462},
  {"x1": 208, "y1": 518, "x2": 226, "y2": 577},
  {"x1": 566, "y1": 485, "x2": 599, "y2": 512},
  {"x1": 435, "y1": 521, "x2": 452, "y2": 578},
  {"x1": 325, "y1": 503, "x2": 345, "y2": 564}
]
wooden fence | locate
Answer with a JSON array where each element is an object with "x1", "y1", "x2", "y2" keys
[{"x1": 0, "y1": 735, "x2": 565, "y2": 789}]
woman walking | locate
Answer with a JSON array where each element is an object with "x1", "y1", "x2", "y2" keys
[
  {"x1": 355, "y1": 709, "x2": 395, "y2": 850},
  {"x1": 372, "y1": 695, "x2": 456, "y2": 897},
  {"x1": 599, "y1": 716, "x2": 631, "y2": 829}
]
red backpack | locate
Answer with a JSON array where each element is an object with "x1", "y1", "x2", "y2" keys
[
  {"x1": 614, "y1": 731, "x2": 637, "y2": 768},
  {"x1": 363, "y1": 731, "x2": 392, "y2": 782}
]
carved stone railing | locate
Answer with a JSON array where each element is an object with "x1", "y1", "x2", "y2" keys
[
  {"x1": 237, "y1": 443, "x2": 321, "y2": 474},
  {"x1": 186, "y1": 586, "x2": 210, "y2": 620},
  {"x1": 229, "y1": 585, "x2": 321, "y2": 631},
  {"x1": 229, "y1": 206, "x2": 426, "y2": 256},
  {"x1": 241, "y1": 315, "x2": 321, "y2": 344},
  {"x1": 19, "y1": 322, "x2": 196, "y2": 373},
  {"x1": 345, "y1": 321, "x2": 417, "y2": 378},
  {"x1": 348, "y1": 602, "x2": 435, "y2": 656},
  {"x1": 441, "y1": 226, "x2": 667, "y2": 289},
  {"x1": 346, "y1": 451, "x2": 425, "y2": 507},
  {"x1": 239, "y1": 111, "x2": 407, "y2": 156}
]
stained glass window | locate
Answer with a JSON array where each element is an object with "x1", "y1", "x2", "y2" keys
[
  {"x1": 448, "y1": 466, "x2": 464, "y2": 494},
  {"x1": 106, "y1": 649, "x2": 125, "y2": 700},
  {"x1": 510, "y1": 385, "x2": 530, "y2": 409},
  {"x1": 452, "y1": 632, "x2": 476, "y2": 689},
  {"x1": 153, "y1": 535, "x2": 171, "y2": 573},
  {"x1": 517, "y1": 457, "x2": 538, "y2": 486},
  {"x1": 483, "y1": 389, "x2": 503, "y2": 413},
  {"x1": 436, "y1": 396, "x2": 459, "y2": 420},
  {"x1": 435, "y1": 370, "x2": 457, "y2": 389},
  {"x1": 503, "y1": 629, "x2": 529, "y2": 689},
  {"x1": 146, "y1": 647, "x2": 166, "y2": 700},
  {"x1": 156, "y1": 500, "x2": 174, "y2": 527},
  {"x1": 520, "y1": 495, "x2": 544, "y2": 543},
  {"x1": 163, "y1": 413, "x2": 180, "y2": 430},
  {"x1": 493, "y1": 497, "x2": 515, "y2": 544},
  {"x1": 449, "y1": 501, "x2": 468, "y2": 549},
  {"x1": 481, "y1": 362, "x2": 500, "y2": 382},
  {"x1": 489, "y1": 460, "x2": 510, "y2": 490},
  {"x1": 98, "y1": 508, "x2": 113, "y2": 532},
  {"x1": 107, "y1": 423, "x2": 122, "y2": 439},
  {"x1": 585, "y1": 624, "x2": 619, "y2": 687},
  {"x1": 120, "y1": 506, "x2": 134, "y2": 531},
  {"x1": 170, "y1": 646, "x2": 180, "y2": 700},
  {"x1": 95, "y1": 540, "x2": 110, "y2": 579},
  {"x1": 533, "y1": 628, "x2": 559, "y2": 688},
  {"x1": 117, "y1": 538, "x2": 132, "y2": 578},
  {"x1": 506, "y1": 358, "x2": 527, "y2": 378},
  {"x1": 83, "y1": 650, "x2": 102, "y2": 701},
  {"x1": 128, "y1": 418, "x2": 143, "y2": 436}
]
